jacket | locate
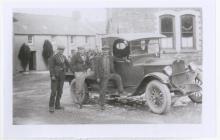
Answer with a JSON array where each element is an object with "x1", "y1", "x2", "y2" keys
[
  {"x1": 92, "y1": 55, "x2": 115, "y2": 79},
  {"x1": 70, "y1": 52, "x2": 90, "y2": 72},
  {"x1": 48, "y1": 53, "x2": 72, "y2": 77}
]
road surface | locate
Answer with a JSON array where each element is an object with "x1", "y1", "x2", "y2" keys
[{"x1": 13, "y1": 72, "x2": 202, "y2": 124}]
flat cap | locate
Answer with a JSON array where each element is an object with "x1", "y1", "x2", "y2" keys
[{"x1": 57, "y1": 45, "x2": 65, "y2": 50}]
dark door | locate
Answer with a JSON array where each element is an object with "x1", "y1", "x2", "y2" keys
[
  {"x1": 114, "y1": 60, "x2": 144, "y2": 88},
  {"x1": 112, "y1": 39, "x2": 144, "y2": 87},
  {"x1": 29, "y1": 51, "x2": 36, "y2": 70}
]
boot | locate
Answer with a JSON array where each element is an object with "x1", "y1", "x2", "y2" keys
[{"x1": 49, "y1": 106, "x2": 55, "y2": 113}]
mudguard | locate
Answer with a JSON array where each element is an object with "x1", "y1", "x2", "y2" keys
[{"x1": 132, "y1": 72, "x2": 170, "y2": 96}]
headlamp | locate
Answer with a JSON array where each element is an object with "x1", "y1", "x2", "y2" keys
[
  {"x1": 188, "y1": 62, "x2": 197, "y2": 71},
  {"x1": 163, "y1": 66, "x2": 172, "y2": 76}
]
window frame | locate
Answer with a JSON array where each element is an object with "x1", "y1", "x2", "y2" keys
[
  {"x1": 27, "y1": 35, "x2": 33, "y2": 45},
  {"x1": 180, "y1": 14, "x2": 196, "y2": 49},
  {"x1": 85, "y1": 36, "x2": 89, "y2": 44},
  {"x1": 159, "y1": 15, "x2": 175, "y2": 49},
  {"x1": 70, "y1": 35, "x2": 75, "y2": 44}
]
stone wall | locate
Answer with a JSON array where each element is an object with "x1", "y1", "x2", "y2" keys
[{"x1": 107, "y1": 8, "x2": 202, "y2": 51}]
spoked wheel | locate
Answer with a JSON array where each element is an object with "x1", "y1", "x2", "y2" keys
[
  {"x1": 145, "y1": 80, "x2": 171, "y2": 114},
  {"x1": 188, "y1": 74, "x2": 202, "y2": 103},
  {"x1": 70, "y1": 79, "x2": 89, "y2": 105}
]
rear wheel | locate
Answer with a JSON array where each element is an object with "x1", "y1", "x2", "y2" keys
[
  {"x1": 145, "y1": 80, "x2": 171, "y2": 114},
  {"x1": 70, "y1": 79, "x2": 89, "y2": 104}
]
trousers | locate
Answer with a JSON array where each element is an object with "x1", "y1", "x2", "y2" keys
[
  {"x1": 99, "y1": 73, "x2": 124, "y2": 106},
  {"x1": 49, "y1": 70, "x2": 65, "y2": 108},
  {"x1": 74, "y1": 70, "x2": 95, "y2": 104}
]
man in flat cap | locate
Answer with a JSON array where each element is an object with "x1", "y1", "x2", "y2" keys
[
  {"x1": 70, "y1": 46, "x2": 92, "y2": 108},
  {"x1": 48, "y1": 45, "x2": 74, "y2": 113},
  {"x1": 92, "y1": 45, "x2": 124, "y2": 110}
]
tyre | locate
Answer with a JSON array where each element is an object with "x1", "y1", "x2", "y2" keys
[
  {"x1": 188, "y1": 92, "x2": 202, "y2": 103},
  {"x1": 188, "y1": 73, "x2": 202, "y2": 103},
  {"x1": 145, "y1": 80, "x2": 171, "y2": 114},
  {"x1": 70, "y1": 79, "x2": 89, "y2": 104}
]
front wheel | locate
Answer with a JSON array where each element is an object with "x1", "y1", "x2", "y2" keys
[
  {"x1": 188, "y1": 92, "x2": 202, "y2": 103},
  {"x1": 145, "y1": 80, "x2": 171, "y2": 114},
  {"x1": 70, "y1": 79, "x2": 89, "y2": 104},
  {"x1": 189, "y1": 73, "x2": 202, "y2": 103}
]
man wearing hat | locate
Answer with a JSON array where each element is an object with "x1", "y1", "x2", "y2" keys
[
  {"x1": 92, "y1": 45, "x2": 124, "y2": 110},
  {"x1": 71, "y1": 46, "x2": 88, "y2": 72},
  {"x1": 70, "y1": 46, "x2": 93, "y2": 108},
  {"x1": 48, "y1": 45, "x2": 74, "y2": 113}
]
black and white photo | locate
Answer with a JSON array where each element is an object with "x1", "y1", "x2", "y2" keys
[
  {"x1": 12, "y1": 8, "x2": 203, "y2": 124},
  {"x1": 1, "y1": 0, "x2": 216, "y2": 138}
]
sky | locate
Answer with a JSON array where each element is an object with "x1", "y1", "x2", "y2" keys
[{"x1": 13, "y1": 8, "x2": 107, "y2": 22}]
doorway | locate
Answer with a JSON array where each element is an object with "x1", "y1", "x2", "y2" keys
[{"x1": 29, "y1": 51, "x2": 36, "y2": 70}]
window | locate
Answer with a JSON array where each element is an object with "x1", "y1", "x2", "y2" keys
[
  {"x1": 148, "y1": 39, "x2": 160, "y2": 54},
  {"x1": 70, "y1": 36, "x2": 75, "y2": 44},
  {"x1": 28, "y1": 35, "x2": 33, "y2": 44},
  {"x1": 130, "y1": 40, "x2": 148, "y2": 55},
  {"x1": 113, "y1": 39, "x2": 130, "y2": 58},
  {"x1": 85, "y1": 36, "x2": 88, "y2": 43},
  {"x1": 181, "y1": 15, "x2": 195, "y2": 48},
  {"x1": 160, "y1": 15, "x2": 175, "y2": 49},
  {"x1": 51, "y1": 35, "x2": 56, "y2": 41}
]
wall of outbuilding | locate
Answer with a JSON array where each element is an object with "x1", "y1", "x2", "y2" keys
[{"x1": 13, "y1": 34, "x2": 97, "y2": 74}]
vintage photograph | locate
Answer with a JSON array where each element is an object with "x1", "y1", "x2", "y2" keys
[{"x1": 13, "y1": 8, "x2": 203, "y2": 124}]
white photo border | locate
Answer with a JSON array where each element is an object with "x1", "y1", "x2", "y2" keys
[{"x1": 2, "y1": 0, "x2": 216, "y2": 138}]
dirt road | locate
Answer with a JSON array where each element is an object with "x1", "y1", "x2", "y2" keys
[{"x1": 13, "y1": 72, "x2": 201, "y2": 124}]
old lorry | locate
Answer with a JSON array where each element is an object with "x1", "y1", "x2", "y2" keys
[{"x1": 66, "y1": 33, "x2": 202, "y2": 114}]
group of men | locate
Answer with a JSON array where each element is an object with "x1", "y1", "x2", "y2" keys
[{"x1": 48, "y1": 45, "x2": 124, "y2": 113}]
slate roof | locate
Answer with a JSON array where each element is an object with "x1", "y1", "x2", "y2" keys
[
  {"x1": 13, "y1": 13, "x2": 98, "y2": 36},
  {"x1": 85, "y1": 20, "x2": 107, "y2": 35}
]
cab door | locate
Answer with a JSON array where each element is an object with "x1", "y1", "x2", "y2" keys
[
  {"x1": 114, "y1": 60, "x2": 144, "y2": 87},
  {"x1": 112, "y1": 39, "x2": 144, "y2": 87}
]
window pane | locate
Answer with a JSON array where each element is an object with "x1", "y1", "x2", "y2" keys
[
  {"x1": 71, "y1": 36, "x2": 74, "y2": 43},
  {"x1": 130, "y1": 40, "x2": 147, "y2": 55},
  {"x1": 160, "y1": 15, "x2": 174, "y2": 49},
  {"x1": 28, "y1": 35, "x2": 33, "y2": 44},
  {"x1": 181, "y1": 15, "x2": 194, "y2": 48},
  {"x1": 182, "y1": 37, "x2": 193, "y2": 48},
  {"x1": 181, "y1": 15, "x2": 193, "y2": 33},
  {"x1": 161, "y1": 37, "x2": 173, "y2": 49},
  {"x1": 85, "y1": 36, "x2": 88, "y2": 43},
  {"x1": 161, "y1": 16, "x2": 173, "y2": 33}
]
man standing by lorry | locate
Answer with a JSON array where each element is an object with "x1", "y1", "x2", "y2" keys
[
  {"x1": 92, "y1": 45, "x2": 124, "y2": 110},
  {"x1": 70, "y1": 46, "x2": 94, "y2": 108},
  {"x1": 48, "y1": 45, "x2": 74, "y2": 113}
]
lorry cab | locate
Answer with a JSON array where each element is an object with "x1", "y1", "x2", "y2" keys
[
  {"x1": 101, "y1": 33, "x2": 171, "y2": 89},
  {"x1": 69, "y1": 33, "x2": 202, "y2": 114}
]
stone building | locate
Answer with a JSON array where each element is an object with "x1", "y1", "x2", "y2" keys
[{"x1": 106, "y1": 8, "x2": 202, "y2": 63}]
